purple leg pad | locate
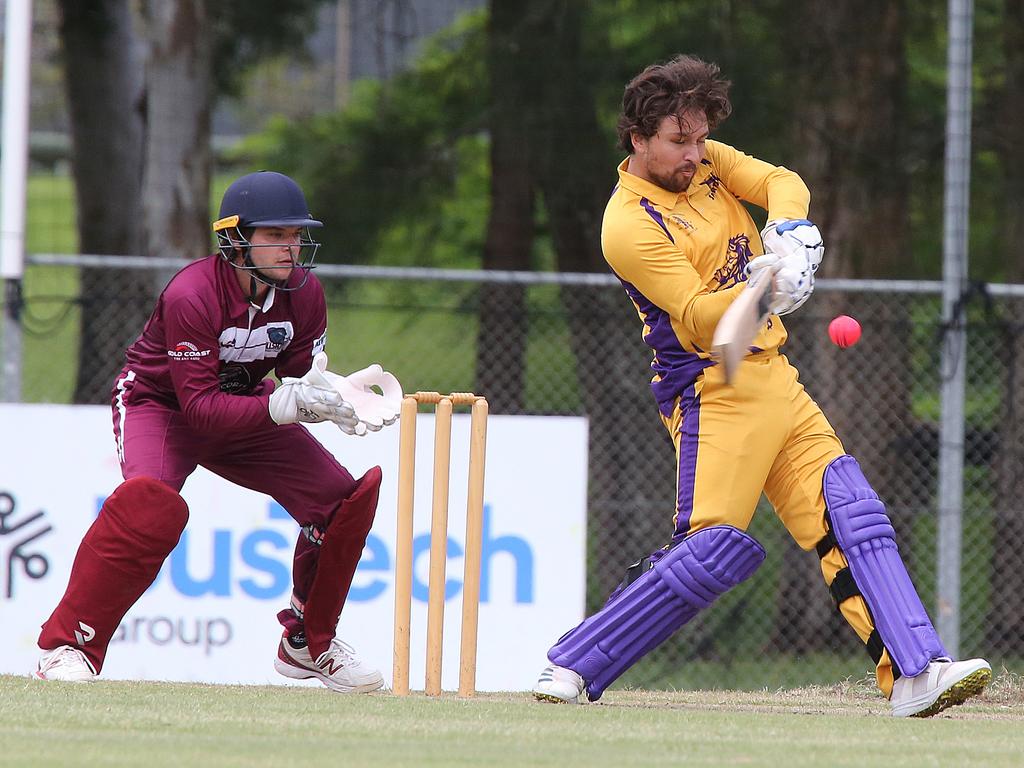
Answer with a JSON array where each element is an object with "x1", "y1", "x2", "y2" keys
[
  {"x1": 547, "y1": 525, "x2": 765, "y2": 701},
  {"x1": 823, "y1": 455, "x2": 947, "y2": 678}
]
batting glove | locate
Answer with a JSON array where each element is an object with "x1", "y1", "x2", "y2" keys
[{"x1": 749, "y1": 218, "x2": 825, "y2": 315}]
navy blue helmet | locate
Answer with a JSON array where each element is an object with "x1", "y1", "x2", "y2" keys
[
  {"x1": 213, "y1": 171, "x2": 322, "y2": 292},
  {"x1": 215, "y1": 171, "x2": 322, "y2": 229}
]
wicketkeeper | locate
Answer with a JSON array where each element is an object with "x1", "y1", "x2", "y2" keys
[
  {"x1": 35, "y1": 171, "x2": 401, "y2": 692},
  {"x1": 532, "y1": 55, "x2": 992, "y2": 718}
]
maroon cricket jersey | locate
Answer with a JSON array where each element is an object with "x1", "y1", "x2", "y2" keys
[{"x1": 117, "y1": 255, "x2": 328, "y2": 433}]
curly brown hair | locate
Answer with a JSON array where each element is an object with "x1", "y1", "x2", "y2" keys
[{"x1": 616, "y1": 55, "x2": 732, "y2": 154}]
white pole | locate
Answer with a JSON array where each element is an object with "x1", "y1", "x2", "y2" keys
[
  {"x1": 1, "y1": 0, "x2": 33, "y2": 402},
  {"x1": 937, "y1": 0, "x2": 973, "y2": 657}
]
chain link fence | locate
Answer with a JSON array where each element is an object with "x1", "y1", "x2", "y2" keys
[{"x1": 4, "y1": 258, "x2": 1023, "y2": 690}]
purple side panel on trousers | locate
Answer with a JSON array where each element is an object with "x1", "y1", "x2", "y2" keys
[
  {"x1": 823, "y1": 455, "x2": 947, "y2": 678},
  {"x1": 547, "y1": 525, "x2": 765, "y2": 701},
  {"x1": 673, "y1": 383, "x2": 701, "y2": 536}
]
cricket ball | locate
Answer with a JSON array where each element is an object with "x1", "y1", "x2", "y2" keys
[{"x1": 828, "y1": 315, "x2": 861, "y2": 348}]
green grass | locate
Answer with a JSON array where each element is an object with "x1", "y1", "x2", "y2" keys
[
  {"x1": 16, "y1": 172, "x2": 537, "y2": 404},
  {"x1": 13, "y1": 171, "x2": 241, "y2": 402},
  {"x1": 16, "y1": 174, "x2": 81, "y2": 401},
  {"x1": 27, "y1": 173, "x2": 78, "y2": 254},
  {"x1": 17, "y1": 263, "x2": 80, "y2": 402},
  {"x1": 2, "y1": 673, "x2": 1022, "y2": 767},
  {"x1": 25, "y1": 169, "x2": 237, "y2": 255},
  {"x1": 16, "y1": 172, "x2": 583, "y2": 409},
  {"x1": 621, "y1": 651, "x2": 878, "y2": 693}
]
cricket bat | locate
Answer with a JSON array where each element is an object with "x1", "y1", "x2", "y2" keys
[{"x1": 711, "y1": 268, "x2": 775, "y2": 385}]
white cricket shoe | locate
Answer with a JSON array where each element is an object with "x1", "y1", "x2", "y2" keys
[
  {"x1": 34, "y1": 645, "x2": 97, "y2": 682},
  {"x1": 890, "y1": 657, "x2": 991, "y2": 718},
  {"x1": 274, "y1": 636, "x2": 384, "y2": 693},
  {"x1": 533, "y1": 664, "x2": 585, "y2": 704}
]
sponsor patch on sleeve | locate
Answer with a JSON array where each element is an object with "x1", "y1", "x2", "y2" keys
[
  {"x1": 312, "y1": 328, "x2": 327, "y2": 356},
  {"x1": 167, "y1": 341, "x2": 212, "y2": 360}
]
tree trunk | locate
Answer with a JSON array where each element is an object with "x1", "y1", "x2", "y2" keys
[
  {"x1": 62, "y1": 0, "x2": 214, "y2": 402},
  {"x1": 58, "y1": 0, "x2": 148, "y2": 403},
  {"x1": 997, "y1": 0, "x2": 1024, "y2": 283},
  {"x1": 986, "y1": 0, "x2": 1024, "y2": 654},
  {"x1": 140, "y1": 0, "x2": 213, "y2": 271},
  {"x1": 770, "y1": 0, "x2": 914, "y2": 652},
  {"x1": 476, "y1": 0, "x2": 535, "y2": 413}
]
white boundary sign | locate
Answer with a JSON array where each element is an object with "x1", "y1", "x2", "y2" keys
[{"x1": 0, "y1": 404, "x2": 588, "y2": 691}]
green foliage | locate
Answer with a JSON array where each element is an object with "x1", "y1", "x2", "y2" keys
[
  {"x1": 241, "y1": 2, "x2": 810, "y2": 273},
  {"x1": 238, "y1": 0, "x2": 1019, "y2": 281},
  {"x1": 208, "y1": 0, "x2": 332, "y2": 96},
  {"x1": 369, "y1": 133, "x2": 490, "y2": 268},
  {"x1": 585, "y1": 0, "x2": 791, "y2": 160},
  {"x1": 244, "y1": 10, "x2": 489, "y2": 267}
]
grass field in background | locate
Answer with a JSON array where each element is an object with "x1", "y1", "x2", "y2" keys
[
  {"x1": 26, "y1": 173, "x2": 78, "y2": 255},
  {"x1": 2, "y1": 673, "x2": 1022, "y2": 768},
  {"x1": 19, "y1": 174, "x2": 79, "y2": 401},
  {"x1": 16, "y1": 172, "x2": 232, "y2": 402},
  {"x1": 17, "y1": 263, "x2": 80, "y2": 402},
  {"x1": 13, "y1": 267, "x2": 574, "y2": 406},
  {"x1": 16, "y1": 172, "x2": 581, "y2": 406}
]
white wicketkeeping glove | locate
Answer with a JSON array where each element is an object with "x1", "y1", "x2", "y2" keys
[
  {"x1": 268, "y1": 354, "x2": 361, "y2": 434},
  {"x1": 749, "y1": 218, "x2": 825, "y2": 315},
  {"x1": 322, "y1": 363, "x2": 403, "y2": 433}
]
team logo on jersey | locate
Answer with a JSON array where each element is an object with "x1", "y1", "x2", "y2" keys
[
  {"x1": 699, "y1": 173, "x2": 722, "y2": 200},
  {"x1": 167, "y1": 341, "x2": 212, "y2": 360},
  {"x1": 712, "y1": 234, "x2": 754, "y2": 290},
  {"x1": 266, "y1": 327, "x2": 289, "y2": 350},
  {"x1": 219, "y1": 322, "x2": 295, "y2": 364}
]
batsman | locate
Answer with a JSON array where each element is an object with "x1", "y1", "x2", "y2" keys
[
  {"x1": 532, "y1": 55, "x2": 991, "y2": 717},
  {"x1": 35, "y1": 171, "x2": 401, "y2": 692}
]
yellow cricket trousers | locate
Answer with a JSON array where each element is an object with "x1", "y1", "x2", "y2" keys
[{"x1": 661, "y1": 351, "x2": 895, "y2": 695}]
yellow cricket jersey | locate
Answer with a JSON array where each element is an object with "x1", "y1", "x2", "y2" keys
[{"x1": 602, "y1": 140, "x2": 811, "y2": 414}]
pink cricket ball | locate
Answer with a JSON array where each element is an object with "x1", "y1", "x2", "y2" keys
[{"x1": 828, "y1": 315, "x2": 862, "y2": 348}]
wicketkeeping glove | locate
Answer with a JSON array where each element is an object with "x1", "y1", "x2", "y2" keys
[
  {"x1": 322, "y1": 363, "x2": 403, "y2": 433},
  {"x1": 268, "y1": 354, "x2": 361, "y2": 434}
]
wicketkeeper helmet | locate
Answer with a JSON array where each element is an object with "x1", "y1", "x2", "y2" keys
[{"x1": 212, "y1": 171, "x2": 322, "y2": 292}]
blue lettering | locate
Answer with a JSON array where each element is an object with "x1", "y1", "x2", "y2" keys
[
  {"x1": 411, "y1": 534, "x2": 464, "y2": 602},
  {"x1": 268, "y1": 501, "x2": 292, "y2": 520},
  {"x1": 239, "y1": 530, "x2": 290, "y2": 599},
  {"x1": 169, "y1": 531, "x2": 232, "y2": 596},
  {"x1": 350, "y1": 534, "x2": 390, "y2": 601},
  {"x1": 481, "y1": 504, "x2": 533, "y2": 603},
  {"x1": 112, "y1": 499, "x2": 534, "y2": 604}
]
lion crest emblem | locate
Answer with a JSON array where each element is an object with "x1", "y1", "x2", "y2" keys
[{"x1": 712, "y1": 234, "x2": 754, "y2": 290}]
